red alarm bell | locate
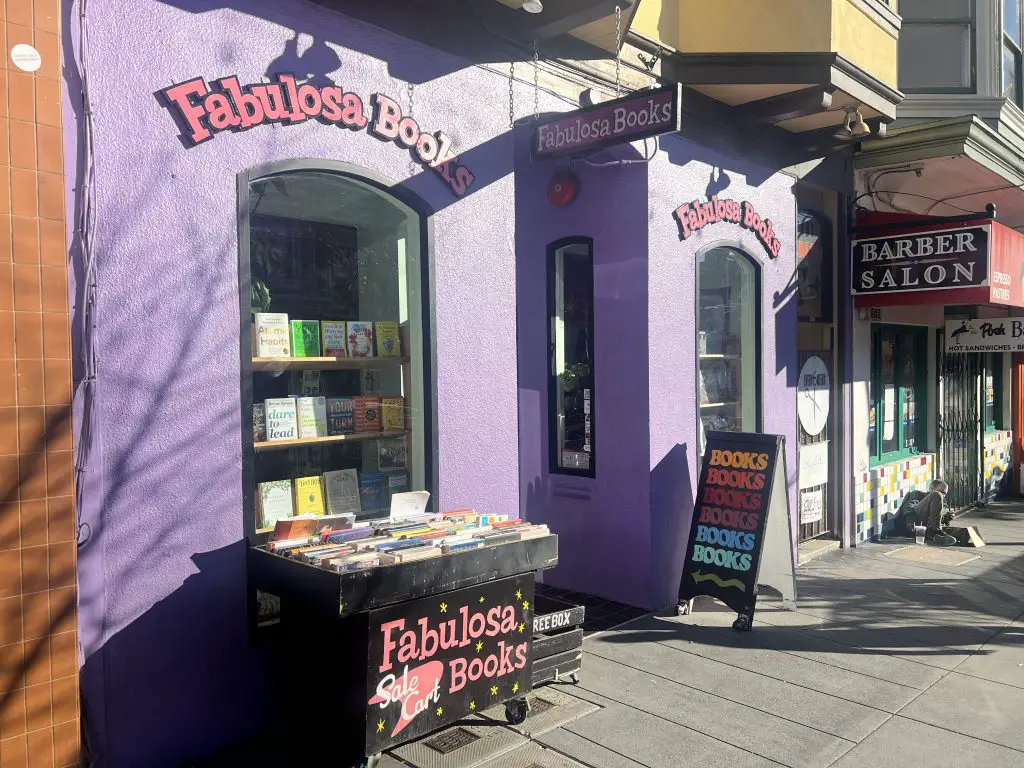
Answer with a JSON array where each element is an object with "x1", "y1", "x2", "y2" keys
[{"x1": 547, "y1": 170, "x2": 579, "y2": 207}]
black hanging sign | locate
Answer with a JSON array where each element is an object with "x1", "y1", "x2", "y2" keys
[
  {"x1": 679, "y1": 432, "x2": 793, "y2": 630},
  {"x1": 851, "y1": 225, "x2": 990, "y2": 294},
  {"x1": 366, "y1": 574, "x2": 534, "y2": 752}
]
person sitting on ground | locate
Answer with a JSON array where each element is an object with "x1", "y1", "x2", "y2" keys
[{"x1": 916, "y1": 479, "x2": 957, "y2": 546}]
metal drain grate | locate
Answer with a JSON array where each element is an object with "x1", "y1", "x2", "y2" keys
[
  {"x1": 529, "y1": 697, "x2": 556, "y2": 715},
  {"x1": 424, "y1": 728, "x2": 481, "y2": 754}
]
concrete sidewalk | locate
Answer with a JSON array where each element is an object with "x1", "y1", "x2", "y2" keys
[{"x1": 530, "y1": 501, "x2": 1024, "y2": 768}]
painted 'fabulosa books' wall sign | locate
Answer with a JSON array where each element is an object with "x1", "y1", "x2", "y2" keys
[{"x1": 157, "y1": 73, "x2": 475, "y2": 197}]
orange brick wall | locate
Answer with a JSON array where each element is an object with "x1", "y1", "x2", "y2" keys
[{"x1": 0, "y1": 0, "x2": 79, "y2": 766}]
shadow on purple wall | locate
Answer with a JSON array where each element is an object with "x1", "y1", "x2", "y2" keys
[{"x1": 649, "y1": 442, "x2": 695, "y2": 610}]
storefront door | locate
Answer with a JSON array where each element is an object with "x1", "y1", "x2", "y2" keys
[
  {"x1": 795, "y1": 208, "x2": 837, "y2": 542},
  {"x1": 936, "y1": 328, "x2": 982, "y2": 513},
  {"x1": 797, "y1": 329, "x2": 835, "y2": 540}
]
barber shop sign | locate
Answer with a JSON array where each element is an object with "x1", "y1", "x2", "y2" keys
[
  {"x1": 157, "y1": 72, "x2": 475, "y2": 197},
  {"x1": 851, "y1": 225, "x2": 990, "y2": 294}
]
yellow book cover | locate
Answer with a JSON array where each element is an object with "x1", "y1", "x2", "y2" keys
[
  {"x1": 294, "y1": 476, "x2": 326, "y2": 517},
  {"x1": 381, "y1": 396, "x2": 404, "y2": 432},
  {"x1": 375, "y1": 322, "x2": 401, "y2": 357}
]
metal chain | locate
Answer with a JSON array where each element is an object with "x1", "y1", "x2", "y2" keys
[
  {"x1": 533, "y1": 38, "x2": 540, "y2": 121},
  {"x1": 614, "y1": 5, "x2": 622, "y2": 96},
  {"x1": 509, "y1": 61, "x2": 516, "y2": 128}
]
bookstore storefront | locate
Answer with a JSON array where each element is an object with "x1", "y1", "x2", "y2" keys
[{"x1": 70, "y1": 2, "x2": 800, "y2": 765}]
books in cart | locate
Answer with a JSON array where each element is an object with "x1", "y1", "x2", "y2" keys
[
  {"x1": 257, "y1": 480, "x2": 293, "y2": 529},
  {"x1": 323, "y1": 468, "x2": 361, "y2": 517},
  {"x1": 253, "y1": 312, "x2": 290, "y2": 357},
  {"x1": 264, "y1": 397, "x2": 298, "y2": 442},
  {"x1": 296, "y1": 396, "x2": 328, "y2": 439},
  {"x1": 321, "y1": 321, "x2": 346, "y2": 357}
]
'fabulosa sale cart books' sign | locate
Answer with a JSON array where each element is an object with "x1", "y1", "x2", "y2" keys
[
  {"x1": 532, "y1": 83, "x2": 682, "y2": 160},
  {"x1": 366, "y1": 574, "x2": 533, "y2": 752}
]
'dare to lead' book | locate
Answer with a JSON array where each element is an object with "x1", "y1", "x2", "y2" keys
[{"x1": 264, "y1": 398, "x2": 298, "y2": 441}]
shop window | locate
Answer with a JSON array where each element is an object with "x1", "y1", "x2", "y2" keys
[
  {"x1": 698, "y1": 247, "x2": 761, "y2": 455},
  {"x1": 548, "y1": 238, "x2": 595, "y2": 476},
  {"x1": 869, "y1": 326, "x2": 927, "y2": 464},
  {"x1": 796, "y1": 210, "x2": 833, "y2": 323},
  {"x1": 242, "y1": 168, "x2": 430, "y2": 534},
  {"x1": 1007, "y1": 0, "x2": 1023, "y2": 105},
  {"x1": 985, "y1": 352, "x2": 1004, "y2": 431}
]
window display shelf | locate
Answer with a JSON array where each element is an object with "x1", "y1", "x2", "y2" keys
[
  {"x1": 252, "y1": 356, "x2": 409, "y2": 372},
  {"x1": 699, "y1": 354, "x2": 741, "y2": 360},
  {"x1": 700, "y1": 401, "x2": 738, "y2": 409},
  {"x1": 255, "y1": 430, "x2": 408, "y2": 452}
]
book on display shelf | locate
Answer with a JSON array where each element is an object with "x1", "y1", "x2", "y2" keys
[
  {"x1": 294, "y1": 476, "x2": 326, "y2": 517},
  {"x1": 385, "y1": 471, "x2": 409, "y2": 506},
  {"x1": 323, "y1": 468, "x2": 361, "y2": 517},
  {"x1": 257, "y1": 480, "x2": 294, "y2": 528},
  {"x1": 347, "y1": 321, "x2": 375, "y2": 358},
  {"x1": 253, "y1": 312, "x2": 290, "y2": 357},
  {"x1": 321, "y1": 321, "x2": 347, "y2": 357},
  {"x1": 252, "y1": 404, "x2": 267, "y2": 443},
  {"x1": 354, "y1": 396, "x2": 382, "y2": 433},
  {"x1": 377, "y1": 437, "x2": 408, "y2": 472},
  {"x1": 361, "y1": 369, "x2": 384, "y2": 396},
  {"x1": 380, "y1": 396, "x2": 404, "y2": 432},
  {"x1": 296, "y1": 396, "x2": 328, "y2": 439},
  {"x1": 359, "y1": 472, "x2": 385, "y2": 512},
  {"x1": 290, "y1": 320, "x2": 321, "y2": 358},
  {"x1": 326, "y1": 397, "x2": 355, "y2": 435},
  {"x1": 375, "y1": 322, "x2": 401, "y2": 357},
  {"x1": 264, "y1": 397, "x2": 298, "y2": 441}
]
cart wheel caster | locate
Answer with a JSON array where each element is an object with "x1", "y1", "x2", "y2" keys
[
  {"x1": 677, "y1": 600, "x2": 693, "y2": 616},
  {"x1": 505, "y1": 697, "x2": 530, "y2": 725},
  {"x1": 569, "y1": 672, "x2": 580, "y2": 684},
  {"x1": 362, "y1": 754, "x2": 382, "y2": 768},
  {"x1": 732, "y1": 615, "x2": 751, "y2": 632}
]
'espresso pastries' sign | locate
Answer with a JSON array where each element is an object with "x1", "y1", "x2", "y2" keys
[
  {"x1": 673, "y1": 196, "x2": 782, "y2": 259},
  {"x1": 944, "y1": 318, "x2": 1024, "y2": 353},
  {"x1": 158, "y1": 74, "x2": 475, "y2": 197},
  {"x1": 851, "y1": 225, "x2": 990, "y2": 294},
  {"x1": 366, "y1": 574, "x2": 533, "y2": 752},
  {"x1": 532, "y1": 83, "x2": 682, "y2": 160},
  {"x1": 679, "y1": 432, "x2": 787, "y2": 623}
]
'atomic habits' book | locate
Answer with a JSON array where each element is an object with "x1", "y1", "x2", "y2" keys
[{"x1": 253, "y1": 313, "x2": 290, "y2": 357}]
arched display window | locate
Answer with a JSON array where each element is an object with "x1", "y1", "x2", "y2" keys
[
  {"x1": 697, "y1": 245, "x2": 762, "y2": 455},
  {"x1": 239, "y1": 164, "x2": 432, "y2": 548}
]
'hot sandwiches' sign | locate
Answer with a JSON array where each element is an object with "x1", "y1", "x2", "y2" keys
[{"x1": 851, "y1": 225, "x2": 990, "y2": 295}]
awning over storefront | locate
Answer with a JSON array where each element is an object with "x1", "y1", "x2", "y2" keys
[{"x1": 851, "y1": 211, "x2": 1024, "y2": 309}]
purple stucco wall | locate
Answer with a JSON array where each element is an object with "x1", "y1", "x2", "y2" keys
[
  {"x1": 515, "y1": 132, "x2": 798, "y2": 611},
  {"x1": 67, "y1": 1, "x2": 541, "y2": 764}
]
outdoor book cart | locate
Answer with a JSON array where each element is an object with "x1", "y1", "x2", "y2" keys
[{"x1": 248, "y1": 533, "x2": 559, "y2": 767}]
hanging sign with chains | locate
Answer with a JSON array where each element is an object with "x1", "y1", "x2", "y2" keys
[
  {"x1": 531, "y1": 83, "x2": 682, "y2": 160},
  {"x1": 157, "y1": 72, "x2": 475, "y2": 197}
]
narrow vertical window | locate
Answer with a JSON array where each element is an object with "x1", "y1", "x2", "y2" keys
[
  {"x1": 985, "y1": 352, "x2": 1003, "y2": 430},
  {"x1": 697, "y1": 247, "x2": 761, "y2": 455},
  {"x1": 548, "y1": 238, "x2": 595, "y2": 476}
]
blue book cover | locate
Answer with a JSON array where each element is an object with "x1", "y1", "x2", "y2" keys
[{"x1": 359, "y1": 472, "x2": 384, "y2": 511}]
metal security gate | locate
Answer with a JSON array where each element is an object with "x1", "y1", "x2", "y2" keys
[
  {"x1": 937, "y1": 330, "x2": 982, "y2": 513},
  {"x1": 797, "y1": 346, "x2": 834, "y2": 541}
]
